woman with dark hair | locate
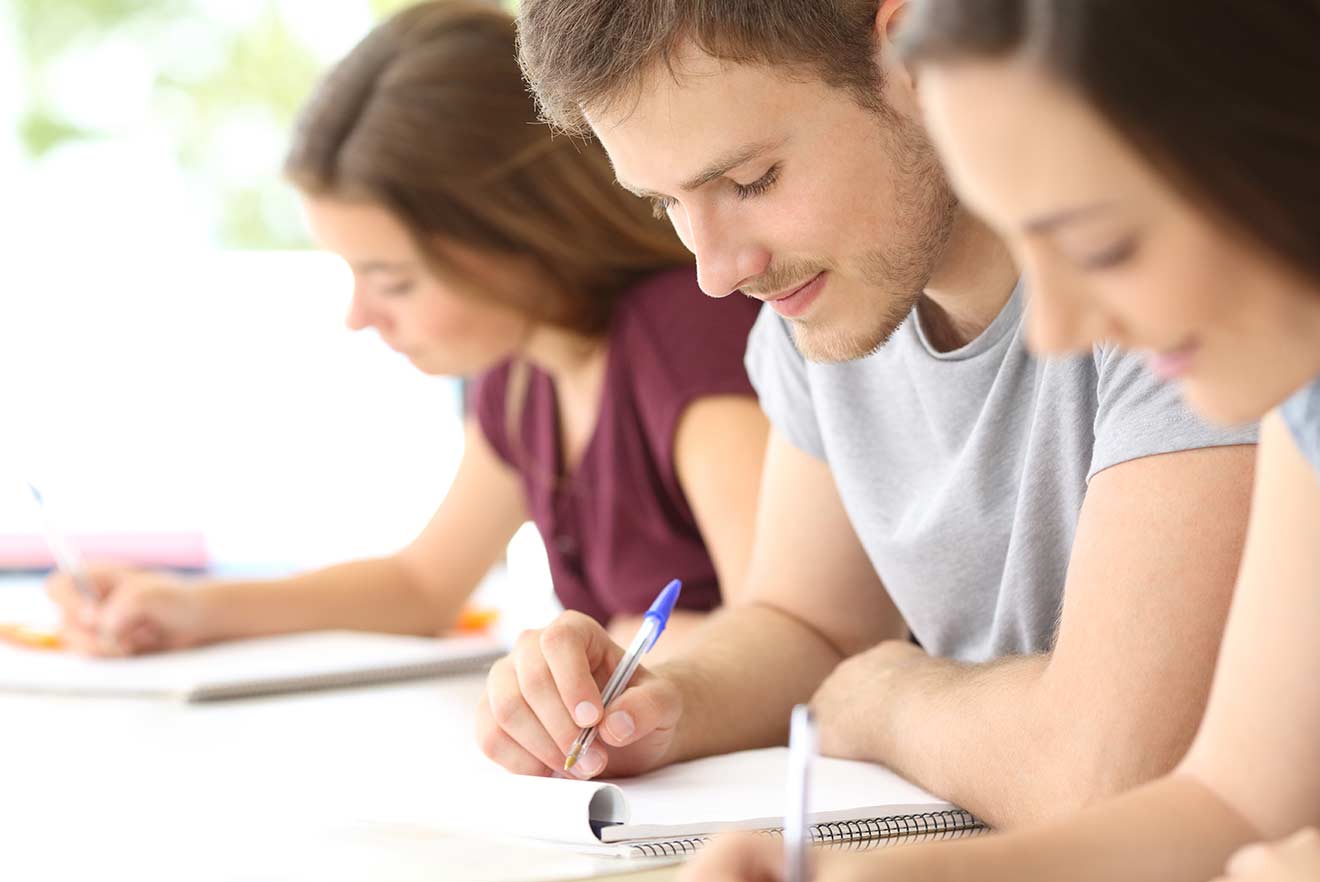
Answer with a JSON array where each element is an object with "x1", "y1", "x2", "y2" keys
[
  {"x1": 682, "y1": 0, "x2": 1320, "y2": 880},
  {"x1": 45, "y1": 0, "x2": 769, "y2": 736}
]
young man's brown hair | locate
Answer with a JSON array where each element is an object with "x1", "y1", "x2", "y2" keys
[{"x1": 517, "y1": 0, "x2": 888, "y2": 135}]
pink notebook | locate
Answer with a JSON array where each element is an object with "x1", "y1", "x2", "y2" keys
[{"x1": 0, "y1": 533, "x2": 209, "y2": 571}]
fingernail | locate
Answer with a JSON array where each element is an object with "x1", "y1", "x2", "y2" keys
[
  {"x1": 573, "y1": 701, "x2": 599, "y2": 727},
  {"x1": 606, "y1": 711, "x2": 635, "y2": 742},
  {"x1": 576, "y1": 749, "x2": 605, "y2": 777}
]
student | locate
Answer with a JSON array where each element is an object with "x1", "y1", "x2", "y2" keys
[
  {"x1": 479, "y1": 0, "x2": 1255, "y2": 819},
  {"x1": 46, "y1": 1, "x2": 768, "y2": 661},
  {"x1": 683, "y1": 0, "x2": 1320, "y2": 880}
]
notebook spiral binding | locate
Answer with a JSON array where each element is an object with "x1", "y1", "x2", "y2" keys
[{"x1": 627, "y1": 809, "x2": 985, "y2": 858}]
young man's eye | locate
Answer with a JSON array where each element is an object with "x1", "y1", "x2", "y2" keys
[
  {"x1": 732, "y1": 163, "x2": 782, "y2": 200},
  {"x1": 650, "y1": 195, "x2": 676, "y2": 219}
]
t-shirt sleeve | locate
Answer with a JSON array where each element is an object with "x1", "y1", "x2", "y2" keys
[
  {"x1": 624, "y1": 272, "x2": 762, "y2": 458},
  {"x1": 1088, "y1": 344, "x2": 1258, "y2": 481},
  {"x1": 1280, "y1": 375, "x2": 1320, "y2": 472},
  {"x1": 743, "y1": 304, "x2": 827, "y2": 460},
  {"x1": 469, "y1": 362, "x2": 516, "y2": 466}
]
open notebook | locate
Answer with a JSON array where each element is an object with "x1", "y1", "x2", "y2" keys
[
  {"x1": 0, "y1": 631, "x2": 505, "y2": 701},
  {"x1": 420, "y1": 747, "x2": 985, "y2": 858}
]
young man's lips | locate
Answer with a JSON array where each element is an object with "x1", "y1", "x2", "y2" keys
[{"x1": 759, "y1": 272, "x2": 828, "y2": 319}]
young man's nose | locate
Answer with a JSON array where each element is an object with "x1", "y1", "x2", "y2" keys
[{"x1": 683, "y1": 207, "x2": 772, "y2": 299}]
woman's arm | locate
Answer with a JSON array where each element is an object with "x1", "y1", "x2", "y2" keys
[
  {"x1": 51, "y1": 419, "x2": 529, "y2": 652},
  {"x1": 672, "y1": 394, "x2": 771, "y2": 604},
  {"x1": 599, "y1": 395, "x2": 767, "y2": 662}
]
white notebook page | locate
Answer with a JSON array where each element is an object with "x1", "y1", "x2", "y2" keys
[{"x1": 0, "y1": 630, "x2": 505, "y2": 700}]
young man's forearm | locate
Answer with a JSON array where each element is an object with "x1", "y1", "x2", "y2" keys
[
  {"x1": 864, "y1": 650, "x2": 1191, "y2": 828},
  {"x1": 657, "y1": 602, "x2": 845, "y2": 764}
]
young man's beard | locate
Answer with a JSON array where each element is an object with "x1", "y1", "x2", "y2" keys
[{"x1": 790, "y1": 113, "x2": 959, "y2": 365}]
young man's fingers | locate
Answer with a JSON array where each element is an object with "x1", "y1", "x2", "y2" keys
[
  {"x1": 481, "y1": 656, "x2": 573, "y2": 774},
  {"x1": 538, "y1": 611, "x2": 623, "y2": 728},
  {"x1": 474, "y1": 693, "x2": 555, "y2": 778},
  {"x1": 513, "y1": 630, "x2": 588, "y2": 758}
]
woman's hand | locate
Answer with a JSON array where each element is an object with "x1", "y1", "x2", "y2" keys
[
  {"x1": 46, "y1": 566, "x2": 209, "y2": 656},
  {"x1": 1215, "y1": 829, "x2": 1320, "y2": 882}
]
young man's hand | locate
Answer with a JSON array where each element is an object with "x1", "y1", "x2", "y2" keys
[{"x1": 475, "y1": 610, "x2": 684, "y2": 778}]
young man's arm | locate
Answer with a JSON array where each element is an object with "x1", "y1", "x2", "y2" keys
[
  {"x1": 811, "y1": 443, "x2": 1255, "y2": 828},
  {"x1": 475, "y1": 429, "x2": 907, "y2": 778}
]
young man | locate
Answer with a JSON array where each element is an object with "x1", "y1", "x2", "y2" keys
[{"x1": 474, "y1": 0, "x2": 1257, "y2": 828}]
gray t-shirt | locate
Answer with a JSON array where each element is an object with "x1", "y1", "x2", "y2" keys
[
  {"x1": 746, "y1": 283, "x2": 1257, "y2": 662},
  {"x1": 1281, "y1": 375, "x2": 1320, "y2": 473}
]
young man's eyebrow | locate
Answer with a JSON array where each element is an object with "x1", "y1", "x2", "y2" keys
[
  {"x1": 615, "y1": 136, "x2": 788, "y2": 200},
  {"x1": 1024, "y1": 203, "x2": 1114, "y2": 235},
  {"x1": 679, "y1": 137, "x2": 787, "y2": 192}
]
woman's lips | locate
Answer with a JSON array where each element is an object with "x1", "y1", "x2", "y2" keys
[{"x1": 1147, "y1": 341, "x2": 1199, "y2": 380}]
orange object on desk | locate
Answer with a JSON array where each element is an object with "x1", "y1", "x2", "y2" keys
[
  {"x1": 454, "y1": 607, "x2": 499, "y2": 634},
  {"x1": 0, "y1": 623, "x2": 64, "y2": 651}
]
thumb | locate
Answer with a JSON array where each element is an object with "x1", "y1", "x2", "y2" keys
[{"x1": 597, "y1": 668, "x2": 683, "y2": 748}]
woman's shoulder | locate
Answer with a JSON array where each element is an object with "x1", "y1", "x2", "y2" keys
[{"x1": 609, "y1": 265, "x2": 762, "y2": 358}]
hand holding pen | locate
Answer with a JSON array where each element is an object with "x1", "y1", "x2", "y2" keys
[
  {"x1": 477, "y1": 578, "x2": 687, "y2": 780},
  {"x1": 565, "y1": 579, "x2": 682, "y2": 771}
]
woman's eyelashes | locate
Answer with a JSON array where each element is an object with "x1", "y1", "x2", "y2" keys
[
  {"x1": 648, "y1": 163, "x2": 783, "y2": 218},
  {"x1": 1077, "y1": 236, "x2": 1138, "y2": 271},
  {"x1": 381, "y1": 280, "x2": 417, "y2": 296}
]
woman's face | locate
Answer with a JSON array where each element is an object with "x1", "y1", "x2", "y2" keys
[
  {"x1": 300, "y1": 194, "x2": 534, "y2": 377},
  {"x1": 920, "y1": 59, "x2": 1320, "y2": 424}
]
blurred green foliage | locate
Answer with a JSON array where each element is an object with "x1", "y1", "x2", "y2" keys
[{"x1": 10, "y1": 0, "x2": 511, "y2": 249}]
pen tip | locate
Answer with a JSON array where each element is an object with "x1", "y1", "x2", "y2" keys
[
  {"x1": 26, "y1": 482, "x2": 42, "y2": 504},
  {"x1": 563, "y1": 754, "x2": 577, "y2": 772}
]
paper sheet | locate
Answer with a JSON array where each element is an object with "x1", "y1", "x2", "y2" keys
[{"x1": 0, "y1": 631, "x2": 505, "y2": 700}]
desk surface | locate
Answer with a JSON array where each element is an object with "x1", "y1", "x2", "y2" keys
[{"x1": 2, "y1": 670, "x2": 680, "y2": 882}]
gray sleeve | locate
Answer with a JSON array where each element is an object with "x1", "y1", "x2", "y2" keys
[
  {"x1": 1088, "y1": 344, "x2": 1258, "y2": 482},
  {"x1": 744, "y1": 305, "x2": 827, "y2": 460},
  {"x1": 1280, "y1": 376, "x2": 1320, "y2": 472}
]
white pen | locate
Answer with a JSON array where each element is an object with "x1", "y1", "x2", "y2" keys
[
  {"x1": 564, "y1": 578, "x2": 682, "y2": 772},
  {"x1": 785, "y1": 703, "x2": 816, "y2": 882},
  {"x1": 27, "y1": 481, "x2": 99, "y2": 604}
]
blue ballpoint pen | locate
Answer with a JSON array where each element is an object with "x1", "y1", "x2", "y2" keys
[{"x1": 563, "y1": 578, "x2": 682, "y2": 772}]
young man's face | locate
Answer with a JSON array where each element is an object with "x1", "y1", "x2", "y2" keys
[{"x1": 586, "y1": 42, "x2": 958, "y2": 363}]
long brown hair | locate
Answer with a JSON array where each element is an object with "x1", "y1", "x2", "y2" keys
[
  {"x1": 284, "y1": 0, "x2": 692, "y2": 334},
  {"x1": 898, "y1": 1, "x2": 1320, "y2": 287}
]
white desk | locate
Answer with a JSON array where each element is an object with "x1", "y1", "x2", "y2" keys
[{"x1": 1, "y1": 671, "x2": 679, "y2": 882}]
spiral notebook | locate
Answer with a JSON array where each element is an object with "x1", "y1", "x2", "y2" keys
[
  {"x1": 0, "y1": 631, "x2": 506, "y2": 701},
  {"x1": 420, "y1": 747, "x2": 985, "y2": 858}
]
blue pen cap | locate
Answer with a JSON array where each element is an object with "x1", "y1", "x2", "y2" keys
[{"x1": 642, "y1": 579, "x2": 682, "y2": 651}]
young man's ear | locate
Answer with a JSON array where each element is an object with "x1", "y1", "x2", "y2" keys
[
  {"x1": 874, "y1": 0, "x2": 919, "y2": 100},
  {"x1": 874, "y1": 0, "x2": 909, "y2": 43}
]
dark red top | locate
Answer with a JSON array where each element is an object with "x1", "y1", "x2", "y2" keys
[{"x1": 472, "y1": 267, "x2": 762, "y2": 623}]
